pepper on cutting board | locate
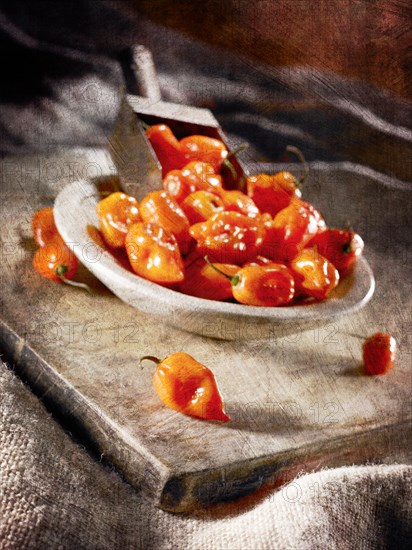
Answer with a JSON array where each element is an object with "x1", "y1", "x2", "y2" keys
[{"x1": 142, "y1": 352, "x2": 230, "y2": 422}]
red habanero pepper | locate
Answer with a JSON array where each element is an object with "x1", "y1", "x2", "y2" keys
[
  {"x1": 145, "y1": 124, "x2": 187, "y2": 176},
  {"x1": 138, "y1": 190, "x2": 192, "y2": 255},
  {"x1": 289, "y1": 248, "x2": 339, "y2": 301},
  {"x1": 306, "y1": 228, "x2": 364, "y2": 276},
  {"x1": 178, "y1": 256, "x2": 238, "y2": 301},
  {"x1": 179, "y1": 135, "x2": 228, "y2": 174},
  {"x1": 189, "y1": 211, "x2": 265, "y2": 265},
  {"x1": 96, "y1": 192, "x2": 141, "y2": 248},
  {"x1": 260, "y1": 198, "x2": 326, "y2": 263},
  {"x1": 143, "y1": 352, "x2": 230, "y2": 422},
  {"x1": 247, "y1": 171, "x2": 302, "y2": 217},
  {"x1": 181, "y1": 190, "x2": 224, "y2": 225},
  {"x1": 125, "y1": 222, "x2": 184, "y2": 284},
  {"x1": 206, "y1": 258, "x2": 295, "y2": 307},
  {"x1": 362, "y1": 333, "x2": 396, "y2": 375}
]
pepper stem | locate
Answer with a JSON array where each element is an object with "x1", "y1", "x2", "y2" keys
[
  {"x1": 222, "y1": 143, "x2": 248, "y2": 180},
  {"x1": 139, "y1": 355, "x2": 161, "y2": 368},
  {"x1": 204, "y1": 256, "x2": 239, "y2": 286},
  {"x1": 55, "y1": 265, "x2": 92, "y2": 293},
  {"x1": 286, "y1": 145, "x2": 309, "y2": 184}
]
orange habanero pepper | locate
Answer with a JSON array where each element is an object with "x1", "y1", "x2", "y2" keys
[
  {"x1": 206, "y1": 257, "x2": 295, "y2": 307},
  {"x1": 143, "y1": 352, "x2": 230, "y2": 422},
  {"x1": 138, "y1": 190, "x2": 192, "y2": 255},
  {"x1": 125, "y1": 222, "x2": 184, "y2": 285},
  {"x1": 289, "y1": 247, "x2": 339, "y2": 301},
  {"x1": 189, "y1": 211, "x2": 265, "y2": 265},
  {"x1": 96, "y1": 192, "x2": 141, "y2": 248},
  {"x1": 247, "y1": 171, "x2": 302, "y2": 217},
  {"x1": 179, "y1": 135, "x2": 228, "y2": 174}
]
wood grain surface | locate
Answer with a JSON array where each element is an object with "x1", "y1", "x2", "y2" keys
[{"x1": 1, "y1": 140, "x2": 411, "y2": 511}]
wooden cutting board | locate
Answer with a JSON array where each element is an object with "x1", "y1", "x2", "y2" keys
[{"x1": 1, "y1": 143, "x2": 411, "y2": 512}]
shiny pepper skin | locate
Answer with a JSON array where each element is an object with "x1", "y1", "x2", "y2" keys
[
  {"x1": 307, "y1": 229, "x2": 364, "y2": 275},
  {"x1": 96, "y1": 192, "x2": 141, "y2": 248},
  {"x1": 261, "y1": 198, "x2": 326, "y2": 263},
  {"x1": 179, "y1": 135, "x2": 228, "y2": 173},
  {"x1": 289, "y1": 248, "x2": 339, "y2": 300},
  {"x1": 33, "y1": 236, "x2": 78, "y2": 282},
  {"x1": 230, "y1": 264, "x2": 295, "y2": 306},
  {"x1": 179, "y1": 256, "x2": 239, "y2": 301},
  {"x1": 32, "y1": 207, "x2": 59, "y2": 247},
  {"x1": 220, "y1": 190, "x2": 260, "y2": 217},
  {"x1": 139, "y1": 190, "x2": 191, "y2": 255},
  {"x1": 152, "y1": 352, "x2": 230, "y2": 421},
  {"x1": 125, "y1": 222, "x2": 184, "y2": 284},
  {"x1": 189, "y1": 211, "x2": 265, "y2": 265},
  {"x1": 247, "y1": 171, "x2": 301, "y2": 217},
  {"x1": 181, "y1": 190, "x2": 224, "y2": 224},
  {"x1": 363, "y1": 333, "x2": 396, "y2": 375},
  {"x1": 145, "y1": 124, "x2": 187, "y2": 176}
]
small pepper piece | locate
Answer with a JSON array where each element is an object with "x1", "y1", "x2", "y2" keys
[
  {"x1": 145, "y1": 124, "x2": 187, "y2": 176},
  {"x1": 147, "y1": 352, "x2": 230, "y2": 422},
  {"x1": 138, "y1": 190, "x2": 192, "y2": 255},
  {"x1": 125, "y1": 222, "x2": 184, "y2": 284},
  {"x1": 189, "y1": 211, "x2": 265, "y2": 265},
  {"x1": 96, "y1": 192, "x2": 141, "y2": 248},
  {"x1": 306, "y1": 228, "x2": 364, "y2": 276},
  {"x1": 179, "y1": 135, "x2": 229, "y2": 173},
  {"x1": 363, "y1": 333, "x2": 396, "y2": 375},
  {"x1": 289, "y1": 247, "x2": 339, "y2": 301}
]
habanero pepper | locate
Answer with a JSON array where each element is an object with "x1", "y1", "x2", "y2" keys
[
  {"x1": 247, "y1": 171, "x2": 302, "y2": 217},
  {"x1": 189, "y1": 211, "x2": 265, "y2": 265},
  {"x1": 125, "y1": 222, "x2": 184, "y2": 285},
  {"x1": 220, "y1": 189, "x2": 260, "y2": 217},
  {"x1": 145, "y1": 124, "x2": 187, "y2": 176},
  {"x1": 138, "y1": 190, "x2": 192, "y2": 255},
  {"x1": 206, "y1": 257, "x2": 295, "y2": 307},
  {"x1": 179, "y1": 135, "x2": 229, "y2": 174},
  {"x1": 260, "y1": 198, "x2": 326, "y2": 263},
  {"x1": 32, "y1": 207, "x2": 58, "y2": 247},
  {"x1": 289, "y1": 247, "x2": 339, "y2": 301},
  {"x1": 96, "y1": 192, "x2": 141, "y2": 248},
  {"x1": 306, "y1": 228, "x2": 364, "y2": 276},
  {"x1": 33, "y1": 236, "x2": 78, "y2": 283},
  {"x1": 178, "y1": 255, "x2": 239, "y2": 301},
  {"x1": 181, "y1": 190, "x2": 224, "y2": 225},
  {"x1": 362, "y1": 333, "x2": 396, "y2": 375},
  {"x1": 142, "y1": 352, "x2": 230, "y2": 422}
]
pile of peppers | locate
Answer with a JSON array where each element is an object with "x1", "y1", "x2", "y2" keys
[{"x1": 96, "y1": 124, "x2": 364, "y2": 308}]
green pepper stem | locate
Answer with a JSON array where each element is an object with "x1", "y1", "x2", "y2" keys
[
  {"x1": 286, "y1": 145, "x2": 309, "y2": 184},
  {"x1": 221, "y1": 143, "x2": 248, "y2": 180},
  {"x1": 204, "y1": 256, "x2": 239, "y2": 286},
  {"x1": 55, "y1": 265, "x2": 92, "y2": 293}
]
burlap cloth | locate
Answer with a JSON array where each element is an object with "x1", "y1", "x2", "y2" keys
[{"x1": 0, "y1": 360, "x2": 410, "y2": 549}]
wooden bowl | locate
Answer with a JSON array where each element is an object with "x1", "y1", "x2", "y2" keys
[{"x1": 54, "y1": 179, "x2": 375, "y2": 340}]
